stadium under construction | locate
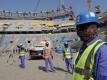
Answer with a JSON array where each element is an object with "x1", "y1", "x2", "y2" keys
[
  {"x1": 0, "y1": 7, "x2": 107, "y2": 52},
  {"x1": 0, "y1": 0, "x2": 107, "y2": 80},
  {"x1": 0, "y1": 6, "x2": 78, "y2": 53},
  {"x1": 0, "y1": 0, "x2": 107, "y2": 54}
]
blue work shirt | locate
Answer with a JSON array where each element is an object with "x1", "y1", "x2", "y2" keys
[{"x1": 76, "y1": 36, "x2": 107, "y2": 80}]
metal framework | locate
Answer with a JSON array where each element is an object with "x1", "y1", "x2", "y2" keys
[
  {"x1": 87, "y1": 0, "x2": 93, "y2": 12},
  {"x1": 0, "y1": 7, "x2": 74, "y2": 20}
]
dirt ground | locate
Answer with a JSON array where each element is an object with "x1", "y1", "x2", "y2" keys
[{"x1": 0, "y1": 53, "x2": 73, "y2": 80}]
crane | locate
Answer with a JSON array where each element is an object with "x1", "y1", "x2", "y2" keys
[
  {"x1": 59, "y1": 0, "x2": 65, "y2": 9},
  {"x1": 87, "y1": 0, "x2": 93, "y2": 12},
  {"x1": 34, "y1": 0, "x2": 41, "y2": 12}
]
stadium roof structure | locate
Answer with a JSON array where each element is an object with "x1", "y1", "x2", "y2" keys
[{"x1": 0, "y1": 7, "x2": 74, "y2": 20}]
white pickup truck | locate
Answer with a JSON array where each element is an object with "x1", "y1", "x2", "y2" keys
[
  {"x1": 28, "y1": 40, "x2": 52, "y2": 59},
  {"x1": 29, "y1": 45, "x2": 44, "y2": 59}
]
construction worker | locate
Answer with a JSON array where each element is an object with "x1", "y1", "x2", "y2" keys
[
  {"x1": 6, "y1": 50, "x2": 15, "y2": 65},
  {"x1": 7, "y1": 40, "x2": 16, "y2": 65},
  {"x1": 63, "y1": 42, "x2": 73, "y2": 73},
  {"x1": 74, "y1": 12, "x2": 107, "y2": 80},
  {"x1": 43, "y1": 42, "x2": 55, "y2": 72},
  {"x1": 17, "y1": 44, "x2": 26, "y2": 69}
]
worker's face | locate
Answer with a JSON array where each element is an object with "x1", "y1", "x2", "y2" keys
[
  {"x1": 45, "y1": 43, "x2": 49, "y2": 47},
  {"x1": 64, "y1": 44, "x2": 68, "y2": 48},
  {"x1": 77, "y1": 24, "x2": 98, "y2": 42}
]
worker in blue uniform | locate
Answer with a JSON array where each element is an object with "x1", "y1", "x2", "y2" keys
[
  {"x1": 63, "y1": 42, "x2": 74, "y2": 73},
  {"x1": 74, "y1": 12, "x2": 107, "y2": 80},
  {"x1": 17, "y1": 44, "x2": 26, "y2": 69}
]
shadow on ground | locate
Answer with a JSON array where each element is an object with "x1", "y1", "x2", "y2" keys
[
  {"x1": 28, "y1": 57, "x2": 43, "y2": 60},
  {"x1": 38, "y1": 66, "x2": 68, "y2": 73},
  {"x1": 38, "y1": 66, "x2": 46, "y2": 72}
]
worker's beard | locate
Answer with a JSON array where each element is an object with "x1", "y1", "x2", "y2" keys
[
  {"x1": 77, "y1": 23, "x2": 98, "y2": 43},
  {"x1": 77, "y1": 29, "x2": 97, "y2": 43}
]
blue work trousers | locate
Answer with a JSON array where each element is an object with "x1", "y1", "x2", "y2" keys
[
  {"x1": 45, "y1": 58, "x2": 55, "y2": 71},
  {"x1": 65, "y1": 58, "x2": 73, "y2": 72},
  {"x1": 19, "y1": 56, "x2": 25, "y2": 68}
]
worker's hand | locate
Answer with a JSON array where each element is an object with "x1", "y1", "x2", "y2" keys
[
  {"x1": 63, "y1": 58, "x2": 64, "y2": 61},
  {"x1": 10, "y1": 40, "x2": 17, "y2": 45},
  {"x1": 51, "y1": 56, "x2": 53, "y2": 59}
]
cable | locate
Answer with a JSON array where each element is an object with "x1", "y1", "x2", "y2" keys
[{"x1": 34, "y1": 0, "x2": 41, "y2": 12}]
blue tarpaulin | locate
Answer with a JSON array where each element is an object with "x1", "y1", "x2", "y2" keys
[
  {"x1": 55, "y1": 47, "x2": 64, "y2": 54},
  {"x1": 0, "y1": 40, "x2": 8, "y2": 45},
  {"x1": 62, "y1": 37, "x2": 70, "y2": 44}
]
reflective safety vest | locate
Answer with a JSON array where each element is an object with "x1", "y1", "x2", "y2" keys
[
  {"x1": 43, "y1": 48, "x2": 52, "y2": 59},
  {"x1": 19, "y1": 50, "x2": 26, "y2": 56},
  {"x1": 73, "y1": 40, "x2": 106, "y2": 80},
  {"x1": 65, "y1": 48, "x2": 71, "y2": 59}
]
